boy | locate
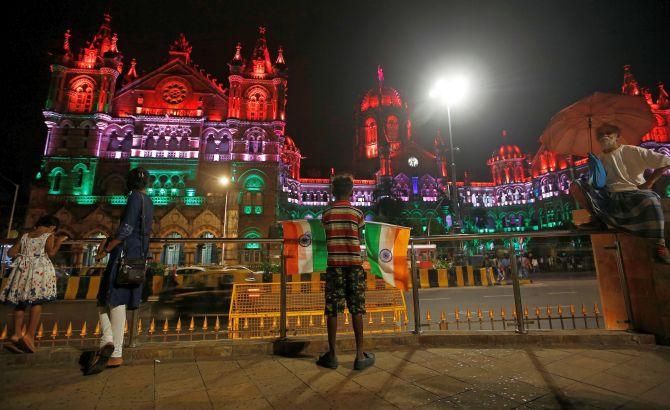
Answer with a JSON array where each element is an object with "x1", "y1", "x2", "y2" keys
[
  {"x1": 317, "y1": 173, "x2": 375, "y2": 370},
  {"x1": 570, "y1": 123, "x2": 670, "y2": 264}
]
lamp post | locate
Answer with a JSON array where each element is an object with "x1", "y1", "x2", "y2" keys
[
  {"x1": 218, "y1": 176, "x2": 230, "y2": 266},
  {"x1": 430, "y1": 75, "x2": 468, "y2": 232}
]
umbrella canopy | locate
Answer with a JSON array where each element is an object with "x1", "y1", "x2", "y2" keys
[{"x1": 539, "y1": 92, "x2": 655, "y2": 156}]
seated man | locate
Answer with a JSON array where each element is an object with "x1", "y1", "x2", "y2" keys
[{"x1": 570, "y1": 123, "x2": 670, "y2": 264}]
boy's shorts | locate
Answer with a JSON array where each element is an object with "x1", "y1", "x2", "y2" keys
[{"x1": 324, "y1": 265, "x2": 366, "y2": 317}]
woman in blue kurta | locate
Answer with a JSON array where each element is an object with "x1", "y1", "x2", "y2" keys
[{"x1": 86, "y1": 168, "x2": 153, "y2": 374}]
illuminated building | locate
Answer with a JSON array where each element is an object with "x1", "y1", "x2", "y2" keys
[{"x1": 25, "y1": 14, "x2": 670, "y2": 265}]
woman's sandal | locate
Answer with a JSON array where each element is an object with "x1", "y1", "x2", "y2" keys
[
  {"x1": 354, "y1": 352, "x2": 375, "y2": 371},
  {"x1": 83, "y1": 343, "x2": 115, "y2": 376},
  {"x1": 3, "y1": 340, "x2": 23, "y2": 354},
  {"x1": 16, "y1": 337, "x2": 36, "y2": 353},
  {"x1": 316, "y1": 352, "x2": 339, "y2": 369}
]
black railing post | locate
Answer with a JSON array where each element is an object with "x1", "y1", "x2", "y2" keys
[
  {"x1": 410, "y1": 241, "x2": 422, "y2": 334},
  {"x1": 509, "y1": 243, "x2": 526, "y2": 334},
  {"x1": 279, "y1": 246, "x2": 287, "y2": 340}
]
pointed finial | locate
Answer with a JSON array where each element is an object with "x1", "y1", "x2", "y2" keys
[
  {"x1": 63, "y1": 29, "x2": 71, "y2": 52},
  {"x1": 259, "y1": 26, "x2": 266, "y2": 35},
  {"x1": 275, "y1": 45, "x2": 285, "y2": 65},
  {"x1": 104, "y1": 12, "x2": 111, "y2": 24},
  {"x1": 377, "y1": 65, "x2": 384, "y2": 87},
  {"x1": 234, "y1": 42, "x2": 242, "y2": 60},
  {"x1": 110, "y1": 33, "x2": 118, "y2": 53},
  {"x1": 502, "y1": 129, "x2": 507, "y2": 138}
]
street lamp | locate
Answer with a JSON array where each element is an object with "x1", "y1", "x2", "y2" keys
[
  {"x1": 219, "y1": 175, "x2": 230, "y2": 266},
  {"x1": 430, "y1": 75, "x2": 468, "y2": 232}
]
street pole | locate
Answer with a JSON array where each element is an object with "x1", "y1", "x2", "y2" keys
[
  {"x1": 446, "y1": 105, "x2": 460, "y2": 232},
  {"x1": 221, "y1": 190, "x2": 228, "y2": 266}
]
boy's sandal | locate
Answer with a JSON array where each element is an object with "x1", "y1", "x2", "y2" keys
[
  {"x1": 107, "y1": 357, "x2": 123, "y2": 368},
  {"x1": 84, "y1": 343, "x2": 115, "y2": 376},
  {"x1": 354, "y1": 352, "x2": 375, "y2": 371},
  {"x1": 3, "y1": 341, "x2": 23, "y2": 354},
  {"x1": 316, "y1": 353, "x2": 339, "y2": 369},
  {"x1": 16, "y1": 337, "x2": 36, "y2": 353}
]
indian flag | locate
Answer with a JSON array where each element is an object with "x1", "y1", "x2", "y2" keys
[
  {"x1": 281, "y1": 220, "x2": 327, "y2": 274},
  {"x1": 364, "y1": 222, "x2": 411, "y2": 290}
]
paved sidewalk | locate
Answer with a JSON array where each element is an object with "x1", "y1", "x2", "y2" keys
[{"x1": 2, "y1": 345, "x2": 670, "y2": 409}]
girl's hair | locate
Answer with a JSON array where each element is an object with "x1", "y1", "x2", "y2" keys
[
  {"x1": 127, "y1": 167, "x2": 149, "y2": 191},
  {"x1": 35, "y1": 215, "x2": 60, "y2": 229}
]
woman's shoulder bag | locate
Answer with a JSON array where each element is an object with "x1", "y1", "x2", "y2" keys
[{"x1": 116, "y1": 192, "x2": 148, "y2": 286}]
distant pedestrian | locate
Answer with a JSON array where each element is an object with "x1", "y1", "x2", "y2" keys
[
  {"x1": 1, "y1": 216, "x2": 68, "y2": 353},
  {"x1": 84, "y1": 168, "x2": 153, "y2": 375},
  {"x1": 317, "y1": 173, "x2": 374, "y2": 371}
]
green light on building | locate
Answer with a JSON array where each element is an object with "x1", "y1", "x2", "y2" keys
[
  {"x1": 186, "y1": 188, "x2": 196, "y2": 197},
  {"x1": 184, "y1": 196, "x2": 203, "y2": 206},
  {"x1": 110, "y1": 195, "x2": 128, "y2": 205},
  {"x1": 244, "y1": 206, "x2": 252, "y2": 215},
  {"x1": 254, "y1": 206, "x2": 263, "y2": 215},
  {"x1": 75, "y1": 196, "x2": 97, "y2": 205}
]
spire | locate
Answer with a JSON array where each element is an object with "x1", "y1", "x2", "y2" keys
[
  {"x1": 63, "y1": 29, "x2": 71, "y2": 53},
  {"x1": 232, "y1": 42, "x2": 242, "y2": 62},
  {"x1": 377, "y1": 65, "x2": 385, "y2": 88},
  {"x1": 125, "y1": 58, "x2": 138, "y2": 82},
  {"x1": 658, "y1": 82, "x2": 669, "y2": 109},
  {"x1": 501, "y1": 129, "x2": 507, "y2": 138},
  {"x1": 249, "y1": 26, "x2": 273, "y2": 76},
  {"x1": 109, "y1": 33, "x2": 119, "y2": 53},
  {"x1": 275, "y1": 45, "x2": 285, "y2": 65},
  {"x1": 621, "y1": 64, "x2": 640, "y2": 96},
  {"x1": 169, "y1": 33, "x2": 192, "y2": 63}
]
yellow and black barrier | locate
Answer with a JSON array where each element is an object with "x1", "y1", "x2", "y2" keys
[{"x1": 415, "y1": 267, "x2": 496, "y2": 289}]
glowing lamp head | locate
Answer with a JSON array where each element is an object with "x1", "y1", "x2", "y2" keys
[
  {"x1": 429, "y1": 75, "x2": 468, "y2": 106},
  {"x1": 218, "y1": 176, "x2": 230, "y2": 186}
]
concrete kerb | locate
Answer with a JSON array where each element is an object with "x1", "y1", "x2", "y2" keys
[{"x1": 0, "y1": 330, "x2": 656, "y2": 368}]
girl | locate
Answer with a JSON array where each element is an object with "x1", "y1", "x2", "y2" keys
[{"x1": 1, "y1": 216, "x2": 68, "y2": 353}]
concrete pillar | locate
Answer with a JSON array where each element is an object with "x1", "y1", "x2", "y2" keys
[{"x1": 586, "y1": 199, "x2": 670, "y2": 343}]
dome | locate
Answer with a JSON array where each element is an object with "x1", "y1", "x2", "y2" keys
[{"x1": 360, "y1": 87, "x2": 403, "y2": 112}]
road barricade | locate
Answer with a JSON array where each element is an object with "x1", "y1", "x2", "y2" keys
[
  {"x1": 228, "y1": 279, "x2": 408, "y2": 339},
  {"x1": 414, "y1": 267, "x2": 496, "y2": 289}
]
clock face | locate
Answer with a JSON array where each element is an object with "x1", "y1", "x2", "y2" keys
[{"x1": 408, "y1": 156, "x2": 419, "y2": 168}]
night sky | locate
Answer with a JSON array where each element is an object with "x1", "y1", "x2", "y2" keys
[{"x1": 2, "y1": 0, "x2": 669, "y2": 210}]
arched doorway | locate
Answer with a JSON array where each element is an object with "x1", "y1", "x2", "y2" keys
[
  {"x1": 195, "y1": 232, "x2": 217, "y2": 266},
  {"x1": 162, "y1": 232, "x2": 185, "y2": 266}
]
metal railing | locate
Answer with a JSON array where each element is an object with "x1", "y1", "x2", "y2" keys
[{"x1": 0, "y1": 228, "x2": 624, "y2": 349}]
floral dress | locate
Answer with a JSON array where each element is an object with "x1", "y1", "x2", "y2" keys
[{"x1": 0, "y1": 233, "x2": 57, "y2": 306}]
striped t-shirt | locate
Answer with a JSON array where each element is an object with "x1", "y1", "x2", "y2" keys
[{"x1": 322, "y1": 200, "x2": 365, "y2": 266}]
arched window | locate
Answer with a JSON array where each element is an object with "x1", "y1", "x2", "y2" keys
[
  {"x1": 179, "y1": 137, "x2": 190, "y2": 151},
  {"x1": 240, "y1": 229, "x2": 262, "y2": 265},
  {"x1": 68, "y1": 79, "x2": 94, "y2": 113},
  {"x1": 240, "y1": 174, "x2": 265, "y2": 215},
  {"x1": 205, "y1": 135, "x2": 217, "y2": 154},
  {"x1": 162, "y1": 232, "x2": 184, "y2": 266},
  {"x1": 49, "y1": 168, "x2": 66, "y2": 194},
  {"x1": 364, "y1": 117, "x2": 377, "y2": 158},
  {"x1": 220, "y1": 136, "x2": 230, "y2": 153},
  {"x1": 121, "y1": 132, "x2": 132, "y2": 151},
  {"x1": 168, "y1": 137, "x2": 179, "y2": 151},
  {"x1": 156, "y1": 136, "x2": 167, "y2": 150},
  {"x1": 144, "y1": 137, "x2": 156, "y2": 150},
  {"x1": 246, "y1": 87, "x2": 268, "y2": 121},
  {"x1": 108, "y1": 131, "x2": 119, "y2": 150},
  {"x1": 385, "y1": 115, "x2": 399, "y2": 141},
  {"x1": 75, "y1": 167, "x2": 84, "y2": 187}
]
